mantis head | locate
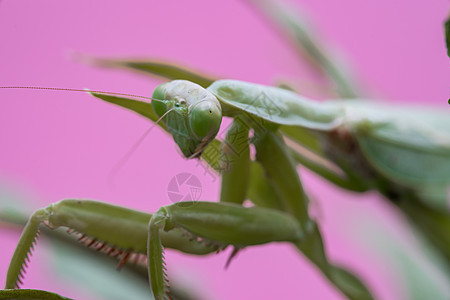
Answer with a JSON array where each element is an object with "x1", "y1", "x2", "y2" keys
[{"x1": 152, "y1": 80, "x2": 222, "y2": 158}]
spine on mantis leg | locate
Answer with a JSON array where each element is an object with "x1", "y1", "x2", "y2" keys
[{"x1": 220, "y1": 116, "x2": 251, "y2": 204}]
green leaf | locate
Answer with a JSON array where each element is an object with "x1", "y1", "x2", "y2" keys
[
  {"x1": 445, "y1": 16, "x2": 450, "y2": 58},
  {"x1": 247, "y1": 0, "x2": 359, "y2": 98},
  {"x1": 80, "y1": 55, "x2": 216, "y2": 88},
  {"x1": 89, "y1": 92, "x2": 167, "y2": 131},
  {"x1": 398, "y1": 198, "x2": 450, "y2": 263},
  {"x1": 0, "y1": 289, "x2": 72, "y2": 300},
  {"x1": 351, "y1": 203, "x2": 450, "y2": 300}
]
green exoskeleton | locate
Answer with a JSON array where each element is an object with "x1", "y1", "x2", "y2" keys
[
  {"x1": 151, "y1": 80, "x2": 222, "y2": 158},
  {"x1": 3, "y1": 79, "x2": 449, "y2": 300}
]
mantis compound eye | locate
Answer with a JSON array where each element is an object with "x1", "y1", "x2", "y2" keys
[
  {"x1": 189, "y1": 99, "x2": 222, "y2": 141},
  {"x1": 151, "y1": 83, "x2": 169, "y2": 117}
]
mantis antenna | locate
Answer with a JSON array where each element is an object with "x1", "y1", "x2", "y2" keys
[
  {"x1": 0, "y1": 86, "x2": 165, "y2": 103},
  {"x1": 0, "y1": 85, "x2": 171, "y2": 186},
  {"x1": 108, "y1": 107, "x2": 177, "y2": 187}
]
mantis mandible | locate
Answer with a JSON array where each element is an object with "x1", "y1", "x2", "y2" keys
[{"x1": 3, "y1": 77, "x2": 449, "y2": 300}]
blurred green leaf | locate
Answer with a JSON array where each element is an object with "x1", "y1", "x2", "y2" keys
[
  {"x1": 0, "y1": 289, "x2": 72, "y2": 300},
  {"x1": 89, "y1": 92, "x2": 167, "y2": 131},
  {"x1": 398, "y1": 199, "x2": 450, "y2": 263},
  {"x1": 353, "y1": 204, "x2": 450, "y2": 299},
  {"x1": 247, "y1": 0, "x2": 359, "y2": 98},
  {"x1": 77, "y1": 54, "x2": 216, "y2": 88},
  {"x1": 49, "y1": 237, "x2": 152, "y2": 300},
  {"x1": 445, "y1": 16, "x2": 450, "y2": 58}
]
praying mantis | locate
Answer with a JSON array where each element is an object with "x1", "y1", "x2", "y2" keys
[
  {"x1": 2, "y1": 72, "x2": 449, "y2": 299},
  {"x1": 1, "y1": 1, "x2": 449, "y2": 299}
]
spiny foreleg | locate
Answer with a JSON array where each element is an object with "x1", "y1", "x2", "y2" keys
[
  {"x1": 5, "y1": 199, "x2": 218, "y2": 289},
  {"x1": 147, "y1": 201, "x2": 304, "y2": 300}
]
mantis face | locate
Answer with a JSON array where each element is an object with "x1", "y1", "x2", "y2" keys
[{"x1": 152, "y1": 80, "x2": 222, "y2": 158}]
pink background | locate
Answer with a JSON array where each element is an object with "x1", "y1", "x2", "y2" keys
[{"x1": 0, "y1": 1, "x2": 449, "y2": 299}]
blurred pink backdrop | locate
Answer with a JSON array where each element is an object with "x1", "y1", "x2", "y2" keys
[{"x1": 0, "y1": 0, "x2": 448, "y2": 299}]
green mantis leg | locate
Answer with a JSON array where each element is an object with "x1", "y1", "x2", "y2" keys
[
  {"x1": 220, "y1": 116, "x2": 251, "y2": 205},
  {"x1": 253, "y1": 129, "x2": 373, "y2": 300},
  {"x1": 287, "y1": 146, "x2": 369, "y2": 192},
  {"x1": 5, "y1": 199, "x2": 217, "y2": 289},
  {"x1": 253, "y1": 129, "x2": 312, "y2": 230},
  {"x1": 5, "y1": 208, "x2": 48, "y2": 289},
  {"x1": 147, "y1": 201, "x2": 304, "y2": 300},
  {"x1": 247, "y1": 161, "x2": 285, "y2": 211},
  {"x1": 252, "y1": 129, "x2": 328, "y2": 269}
]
